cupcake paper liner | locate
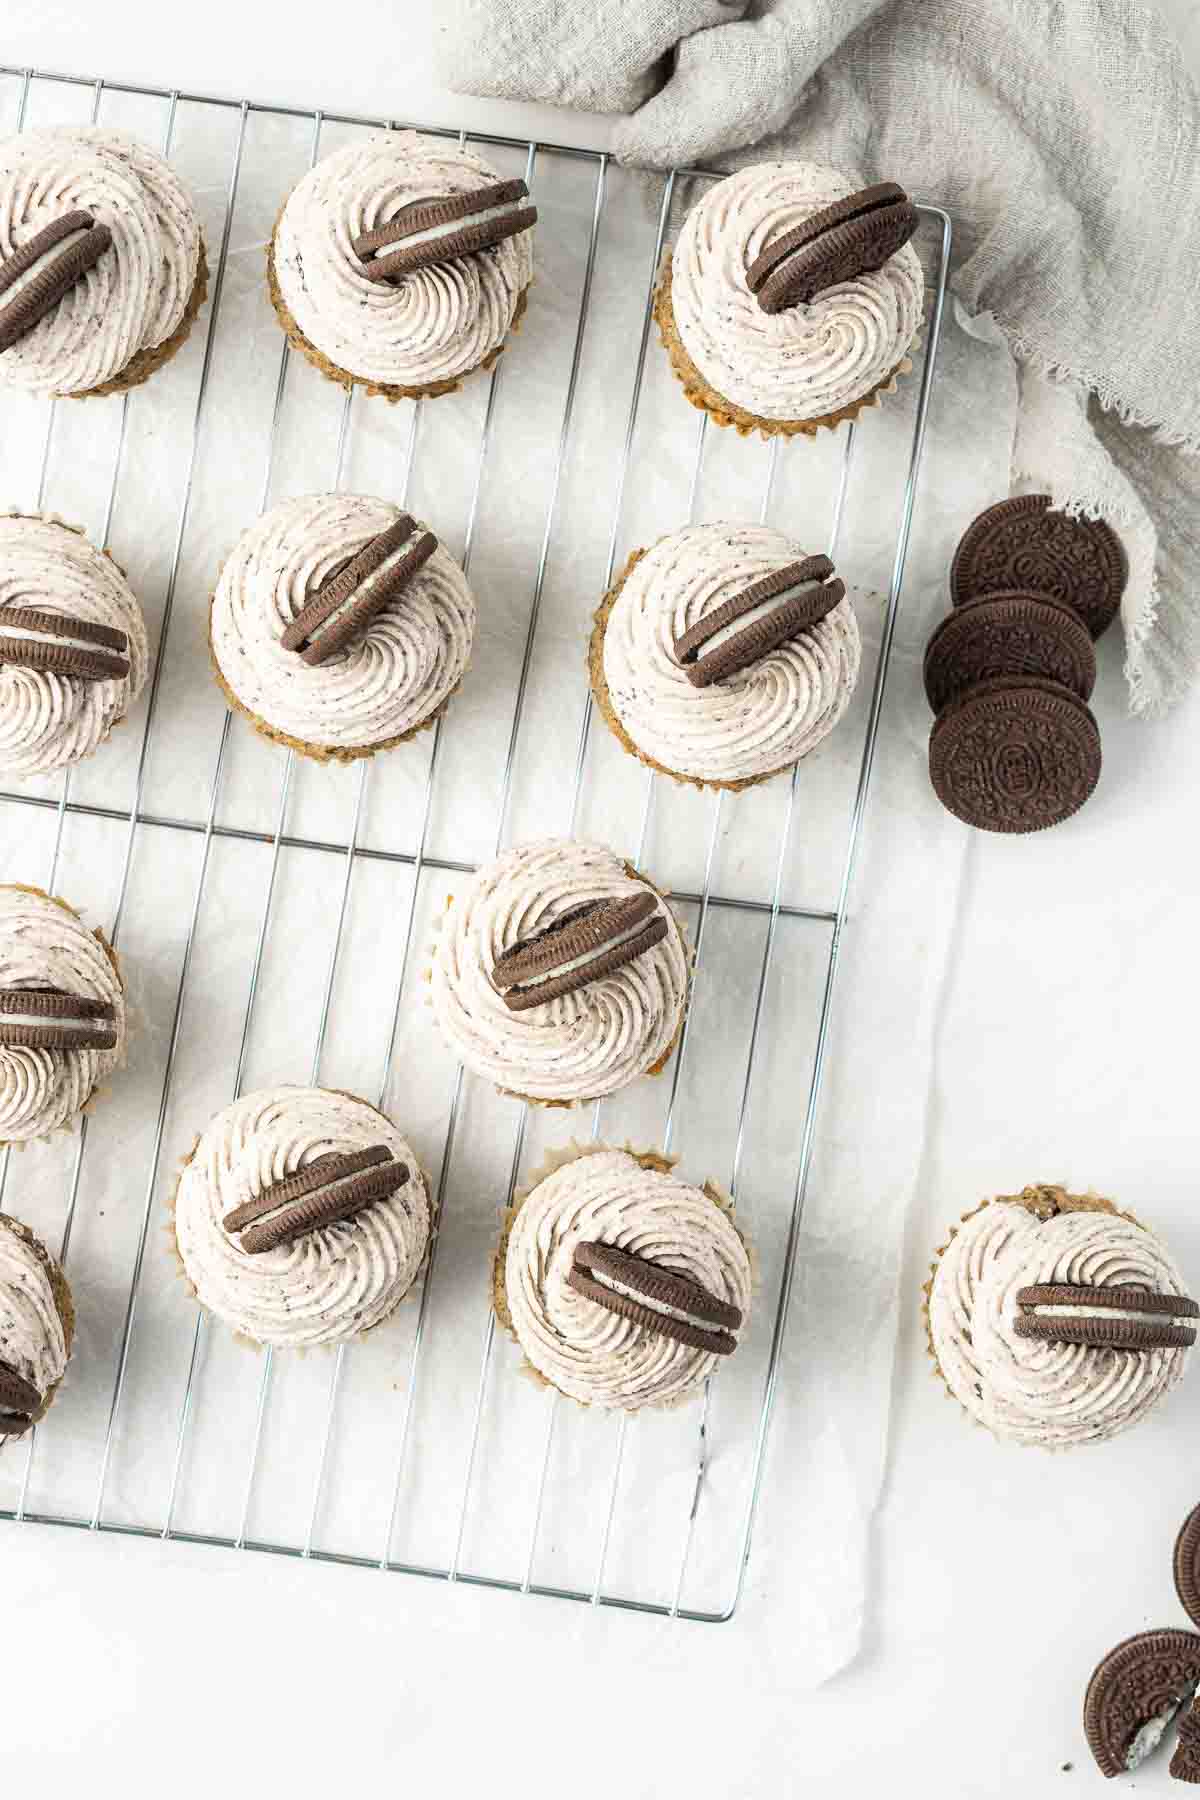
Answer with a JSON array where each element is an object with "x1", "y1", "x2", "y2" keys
[
  {"x1": 654, "y1": 254, "x2": 915, "y2": 443},
  {"x1": 491, "y1": 1137, "x2": 758, "y2": 1411},
  {"x1": 423, "y1": 858, "x2": 693, "y2": 1110},
  {"x1": 266, "y1": 222, "x2": 530, "y2": 404}
]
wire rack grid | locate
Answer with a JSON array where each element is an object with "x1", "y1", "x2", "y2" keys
[{"x1": 0, "y1": 64, "x2": 951, "y2": 1622}]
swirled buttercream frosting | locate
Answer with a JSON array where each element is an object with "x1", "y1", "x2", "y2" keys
[
  {"x1": 0, "y1": 514, "x2": 149, "y2": 778},
  {"x1": 499, "y1": 1145, "x2": 752, "y2": 1410},
  {"x1": 210, "y1": 493, "x2": 476, "y2": 757},
  {"x1": 0, "y1": 127, "x2": 201, "y2": 395},
  {"x1": 669, "y1": 161, "x2": 923, "y2": 423},
  {"x1": 928, "y1": 1191, "x2": 1194, "y2": 1447},
  {"x1": 598, "y1": 523, "x2": 861, "y2": 785},
  {"x1": 0, "y1": 1215, "x2": 70, "y2": 1437},
  {"x1": 0, "y1": 884, "x2": 125, "y2": 1144},
  {"x1": 272, "y1": 132, "x2": 534, "y2": 392},
  {"x1": 172, "y1": 1086, "x2": 431, "y2": 1349},
  {"x1": 429, "y1": 840, "x2": 689, "y2": 1105}
]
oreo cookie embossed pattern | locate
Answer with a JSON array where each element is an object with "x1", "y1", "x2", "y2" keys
[{"x1": 925, "y1": 496, "x2": 1127, "y2": 833}]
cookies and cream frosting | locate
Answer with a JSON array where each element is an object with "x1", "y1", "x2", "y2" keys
[
  {"x1": 602, "y1": 524, "x2": 861, "y2": 783},
  {"x1": 929, "y1": 1198, "x2": 1192, "y2": 1447},
  {"x1": 273, "y1": 132, "x2": 534, "y2": 389},
  {"x1": 0, "y1": 1218, "x2": 68, "y2": 1430},
  {"x1": 0, "y1": 885, "x2": 125, "y2": 1144},
  {"x1": 670, "y1": 161, "x2": 923, "y2": 422},
  {"x1": 210, "y1": 493, "x2": 476, "y2": 753},
  {"x1": 502, "y1": 1145, "x2": 752, "y2": 1411},
  {"x1": 0, "y1": 126, "x2": 201, "y2": 394},
  {"x1": 172, "y1": 1086, "x2": 431, "y2": 1349},
  {"x1": 429, "y1": 839, "x2": 689, "y2": 1104},
  {"x1": 0, "y1": 514, "x2": 149, "y2": 778}
]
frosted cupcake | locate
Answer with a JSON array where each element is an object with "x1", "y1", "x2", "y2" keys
[
  {"x1": 494, "y1": 1143, "x2": 752, "y2": 1412},
  {"x1": 0, "y1": 1212, "x2": 73, "y2": 1441},
  {"x1": 428, "y1": 839, "x2": 690, "y2": 1107},
  {"x1": 209, "y1": 492, "x2": 475, "y2": 764},
  {"x1": 170, "y1": 1086, "x2": 431, "y2": 1350},
  {"x1": 656, "y1": 166, "x2": 922, "y2": 439},
  {"x1": 269, "y1": 132, "x2": 536, "y2": 401},
  {"x1": 0, "y1": 514, "x2": 149, "y2": 778},
  {"x1": 0, "y1": 884, "x2": 127, "y2": 1146},
  {"x1": 924, "y1": 1184, "x2": 1196, "y2": 1448},
  {"x1": 0, "y1": 127, "x2": 205, "y2": 397},
  {"x1": 589, "y1": 522, "x2": 861, "y2": 789}
]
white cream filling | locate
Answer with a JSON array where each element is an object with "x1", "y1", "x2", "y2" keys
[
  {"x1": 685, "y1": 578, "x2": 825, "y2": 662},
  {"x1": 1025, "y1": 1302, "x2": 1194, "y2": 1324},
  {"x1": 504, "y1": 910, "x2": 657, "y2": 993},
  {"x1": 302, "y1": 533, "x2": 421, "y2": 648},
  {"x1": 0, "y1": 1003, "x2": 110, "y2": 1034},
  {"x1": 371, "y1": 197, "x2": 527, "y2": 258},
  {"x1": 588, "y1": 1263, "x2": 731, "y2": 1335},
  {"x1": 0, "y1": 620, "x2": 120, "y2": 657},
  {"x1": 0, "y1": 225, "x2": 95, "y2": 313},
  {"x1": 233, "y1": 1160, "x2": 399, "y2": 1235}
]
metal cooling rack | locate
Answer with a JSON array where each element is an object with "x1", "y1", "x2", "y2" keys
[{"x1": 0, "y1": 64, "x2": 951, "y2": 1621}]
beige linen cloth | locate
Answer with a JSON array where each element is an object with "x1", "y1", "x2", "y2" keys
[{"x1": 440, "y1": 0, "x2": 1200, "y2": 714}]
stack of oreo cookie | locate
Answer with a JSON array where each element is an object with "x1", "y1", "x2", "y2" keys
[{"x1": 924, "y1": 495, "x2": 1127, "y2": 834}]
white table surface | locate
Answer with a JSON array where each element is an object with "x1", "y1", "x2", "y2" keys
[{"x1": 3, "y1": 4, "x2": 1200, "y2": 1793}]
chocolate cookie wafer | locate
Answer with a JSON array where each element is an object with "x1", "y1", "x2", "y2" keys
[
  {"x1": 923, "y1": 590, "x2": 1096, "y2": 713},
  {"x1": 746, "y1": 181, "x2": 919, "y2": 315},
  {"x1": 0, "y1": 986, "x2": 118, "y2": 1051},
  {"x1": 1174, "y1": 1504, "x2": 1200, "y2": 1631},
  {"x1": 0, "y1": 1360, "x2": 41, "y2": 1436},
  {"x1": 353, "y1": 179, "x2": 537, "y2": 283},
  {"x1": 1084, "y1": 1630, "x2": 1200, "y2": 1777},
  {"x1": 929, "y1": 674, "x2": 1101, "y2": 834},
  {"x1": 673, "y1": 554, "x2": 845, "y2": 687},
  {"x1": 1173, "y1": 1701, "x2": 1200, "y2": 1784},
  {"x1": 1014, "y1": 1283, "x2": 1199, "y2": 1351},
  {"x1": 950, "y1": 494, "x2": 1127, "y2": 639},
  {"x1": 0, "y1": 211, "x2": 113, "y2": 355},
  {"x1": 280, "y1": 515, "x2": 437, "y2": 665},
  {"x1": 569, "y1": 1239, "x2": 742, "y2": 1355},
  {"x1": 223, "y1": 1143, "x2": 409, "y2": 1254},
  {"x1": 490, "y1": 890, "x2": 668, "y2": 1012},
  {"x1": 0, "y1": 606, "x2": 130, "y2": 682}
]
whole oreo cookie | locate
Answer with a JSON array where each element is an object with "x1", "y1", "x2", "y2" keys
[
  {"x1": 923, "y1": 590, "x2": 1097, "y2": 713},
  {"x1": 950, "y1": 494, "x2": 1127, "y2": 639},
  {"x1": 1084, "y1": 1629, "x2": 1200, "y2": 1777},
  {"x1": 746, "y1": 182, "x2": 919, "y2": 315},
  {"x1": 929, "y1": 674, "x2": 1101, "y2": 834}
]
